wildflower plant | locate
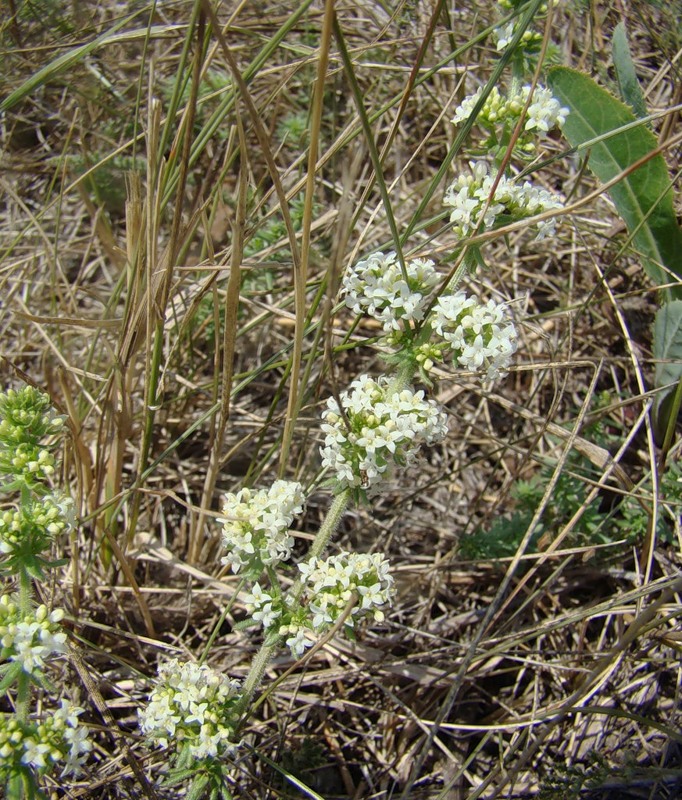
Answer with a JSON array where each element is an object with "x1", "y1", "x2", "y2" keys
[
  {"x1": 136, "y1": 3, "x2": 573, "y2": 797},
  {"x1": 3, "y1": 0, "x2": 678, "y2": 795},
  {"x1": 0, "y1": 386, "x2": 90, "y2": 798}
]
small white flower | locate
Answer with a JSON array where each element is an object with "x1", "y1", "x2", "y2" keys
[
  {"x1": 432, "y1": 292, "x2": 518, "y2": 379},
  {"x1": 21, "y1": 737, "x2": 52, "y2": 769},
  {"x1": 280, "y1": 625, "x2": 313, "y2": 658},
  {"x1": 219, "y1": 480, "x2": 306, "y2": 574},
  {"x1": 342, "y1": 252, "x2": 440, "y2": 332},
  {"x1": 320, "y1": 375, "x2": 448, "y2": 493},
  {"x1": 493, "y1": 21, "x2": 516, "y2": 50}
]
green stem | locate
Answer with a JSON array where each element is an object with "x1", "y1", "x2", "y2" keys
[
  {"x1": 234, "y1": 638, "x2": 280, "y2": 718},
  {"x1": 16, "y1": 569, "x2": 33, "y2": 723},
  {"x1": 391, "y1": 363, "x2": 416, "y2": 394},
  {"x1": 304, "y1": 487, "x2": 351, "y2": 566},
  {"x1": 18, "y1": 568, "x2": 32, "y2": 612},
  {"x1": 235, "y1": 487, "x2": 352, "y2": 717}
]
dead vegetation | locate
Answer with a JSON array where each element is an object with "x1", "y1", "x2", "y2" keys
[{"x1": 0, "y1": 0, "x2": 681, "y2": 797}]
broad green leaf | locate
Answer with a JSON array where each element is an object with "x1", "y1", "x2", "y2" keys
[
  {"x1": 653, "y1": 300, "x2": 682, "y2": 444},
  {"x1": 548, "y1": 67, "x2": 682, "y2": 299},
  {"x1": 612, "y1": 22, "x2": 648, "y2": 119}
]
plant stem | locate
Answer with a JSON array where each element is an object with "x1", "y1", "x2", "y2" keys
[
  {"x1": 235, "y1": 486, "x2": 352, "y2": 717},
  {"x1": 16, "y1": 569, "x2": 33, "y2": 723}
]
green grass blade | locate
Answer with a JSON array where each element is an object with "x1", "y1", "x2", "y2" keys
[
  {"x1": 0, "y1": 15, "x2": 167, "y2": 113},
  {"x1": 612, "y1": 22, "x2": 648, "y2": 119},
  {"x1": 653, "y1": 300, "x2": 682, "y2": 444}
]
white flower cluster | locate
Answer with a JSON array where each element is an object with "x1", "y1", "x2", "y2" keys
[
  {"x1": 432, "y1": 292, "x2": 518, "y2": 379},
  {"x1": 0, "y1": 699, "x2": 91, "y2": 778},
  {"x1": 492, "y1": 20, "x2": 543, "y2": 51},
  {"x1": 444, "y1": 160, "x2": 563, "y2": 240},
  {"x1": 0, "y1": 495, "x2": 74, "y2": 557},
  {"x1": 139, "y1": 659, "x2": 242, "y2": 761},
  {"x1": 0, "y1": 595, "x2": 67, "y2": 674},
  {"x1": 243, "y1": 552, "x2": 395, "y2": 658},
  {"x1": 0, "y1": 444, "x2": 56, "y2": 484},
  {"x1": 320, "y1": 374, "x2": 448, "y2": 494},
  {"x1": 299, "y1": 552, "x2": 394, "y2": 629},
  {"x1": 451, "y1": 84, "x2": 567, "y2": 137},
  {"x1": 342, "y1": 251, "x2": 440, "y2": 332},
  {"x1": 219, "y1": 480, "x2": 306, "y2": 574}
]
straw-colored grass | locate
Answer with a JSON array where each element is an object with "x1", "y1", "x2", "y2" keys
[{"x1": 0, "y1": 0, "x2": 680, "y2": 797}]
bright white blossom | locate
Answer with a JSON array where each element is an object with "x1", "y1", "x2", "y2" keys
[
  {"x1": 0, "y1": 699, "x2": 91, "y2": 779},
  {"x1": 432, "y1": 292, "x2": 518, "y2": 379},
  {"x1": 451, "y1": 84, "x2": 568, "y2": 149},
  {"x1": 523, "y1": 86, "x2": 569, "y2": 133},
  {"x1": 0, "y1": 594, "x2": 67, "y2": 674},
  {"x1": 320, "y1": 375, "x2": 448, "y2": 494},
  {"x1": 139, "y1": 659, "x2": 242, "y2": 761},
  {"x1": 243, "y1": 583, "x2": 282, "y2": 629},
  {"x1": 298, "y1": 552, "x2": 394, "y2": 630},
  {"x1": 219, "y1": 480, "x2": 306, "y2": 574},
  {"x1": 279, "y1": 623, "x2": 314, "y2": 658},
  {"x1": 493, "y1": 21, "x2": 516, "y2": 50},
  {"x1": 342, "y1": 251, "x2": 440, "y2": 331},
  {"x1": 444, "y1": 160, "x2": 563, "y2": 240}
]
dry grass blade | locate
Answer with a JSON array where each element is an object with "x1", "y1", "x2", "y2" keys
[{"x1": 0, "y1": 1, "x2": 680, "y2": 798}]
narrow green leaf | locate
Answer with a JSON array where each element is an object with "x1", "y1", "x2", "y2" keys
[
  {"x1": 548, "y1": 66, "x2": 682, "y2": 299},
  {"x1": 612, "y1": 22, "x2": 648, "y2": 119},
  {"x1": 653, "y1": 300, "x2": 682, "y2": 443},
  {"x1": 0, "y1": 17, "x2": 167, "y2": 114},
  {"x1": 186, "y1": 773, "x2": 211, "y2": 800},
  {"x1": 0, "y1": 662, "x2": 23, "y2": 694}
]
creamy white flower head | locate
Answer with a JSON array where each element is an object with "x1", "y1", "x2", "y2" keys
[
  {"x1": 451, "y1": 83, "x2": 568, "y2": 151},
  {"x1": 219, "y1": 480, "x2": 306, "y2": 573},
  {"x1": 320, "y1": 375, "x2": 448, "y2": 495},
  {"x1": 0, "y1": 698, "x2": 91, "y2": 777},
  {"x1": 444, "y1": 160, "x2": 563, "y2": 241},
  {"x1": 342, "y1": 251, "x2": 440, "y2": 332},
  {"x1": 139, "y1": 659, "x2": 242, "y2": 761},
  {"x1": 0, "y1": 595, "x2": 67, "y2": 674},
  {"x1": 299, "y1": 552, "x2": 394, "y2": 631},
  {"x1": 521, "y1": 85, "x2": 569, "y2": 134},
  {"x1": 432, "y1": 292, "x2": 518, "y2": 379}
]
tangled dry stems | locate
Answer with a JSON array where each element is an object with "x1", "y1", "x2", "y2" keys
[{"x1": 0, "y1": 0, "x2": 680, "y2": 797}]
